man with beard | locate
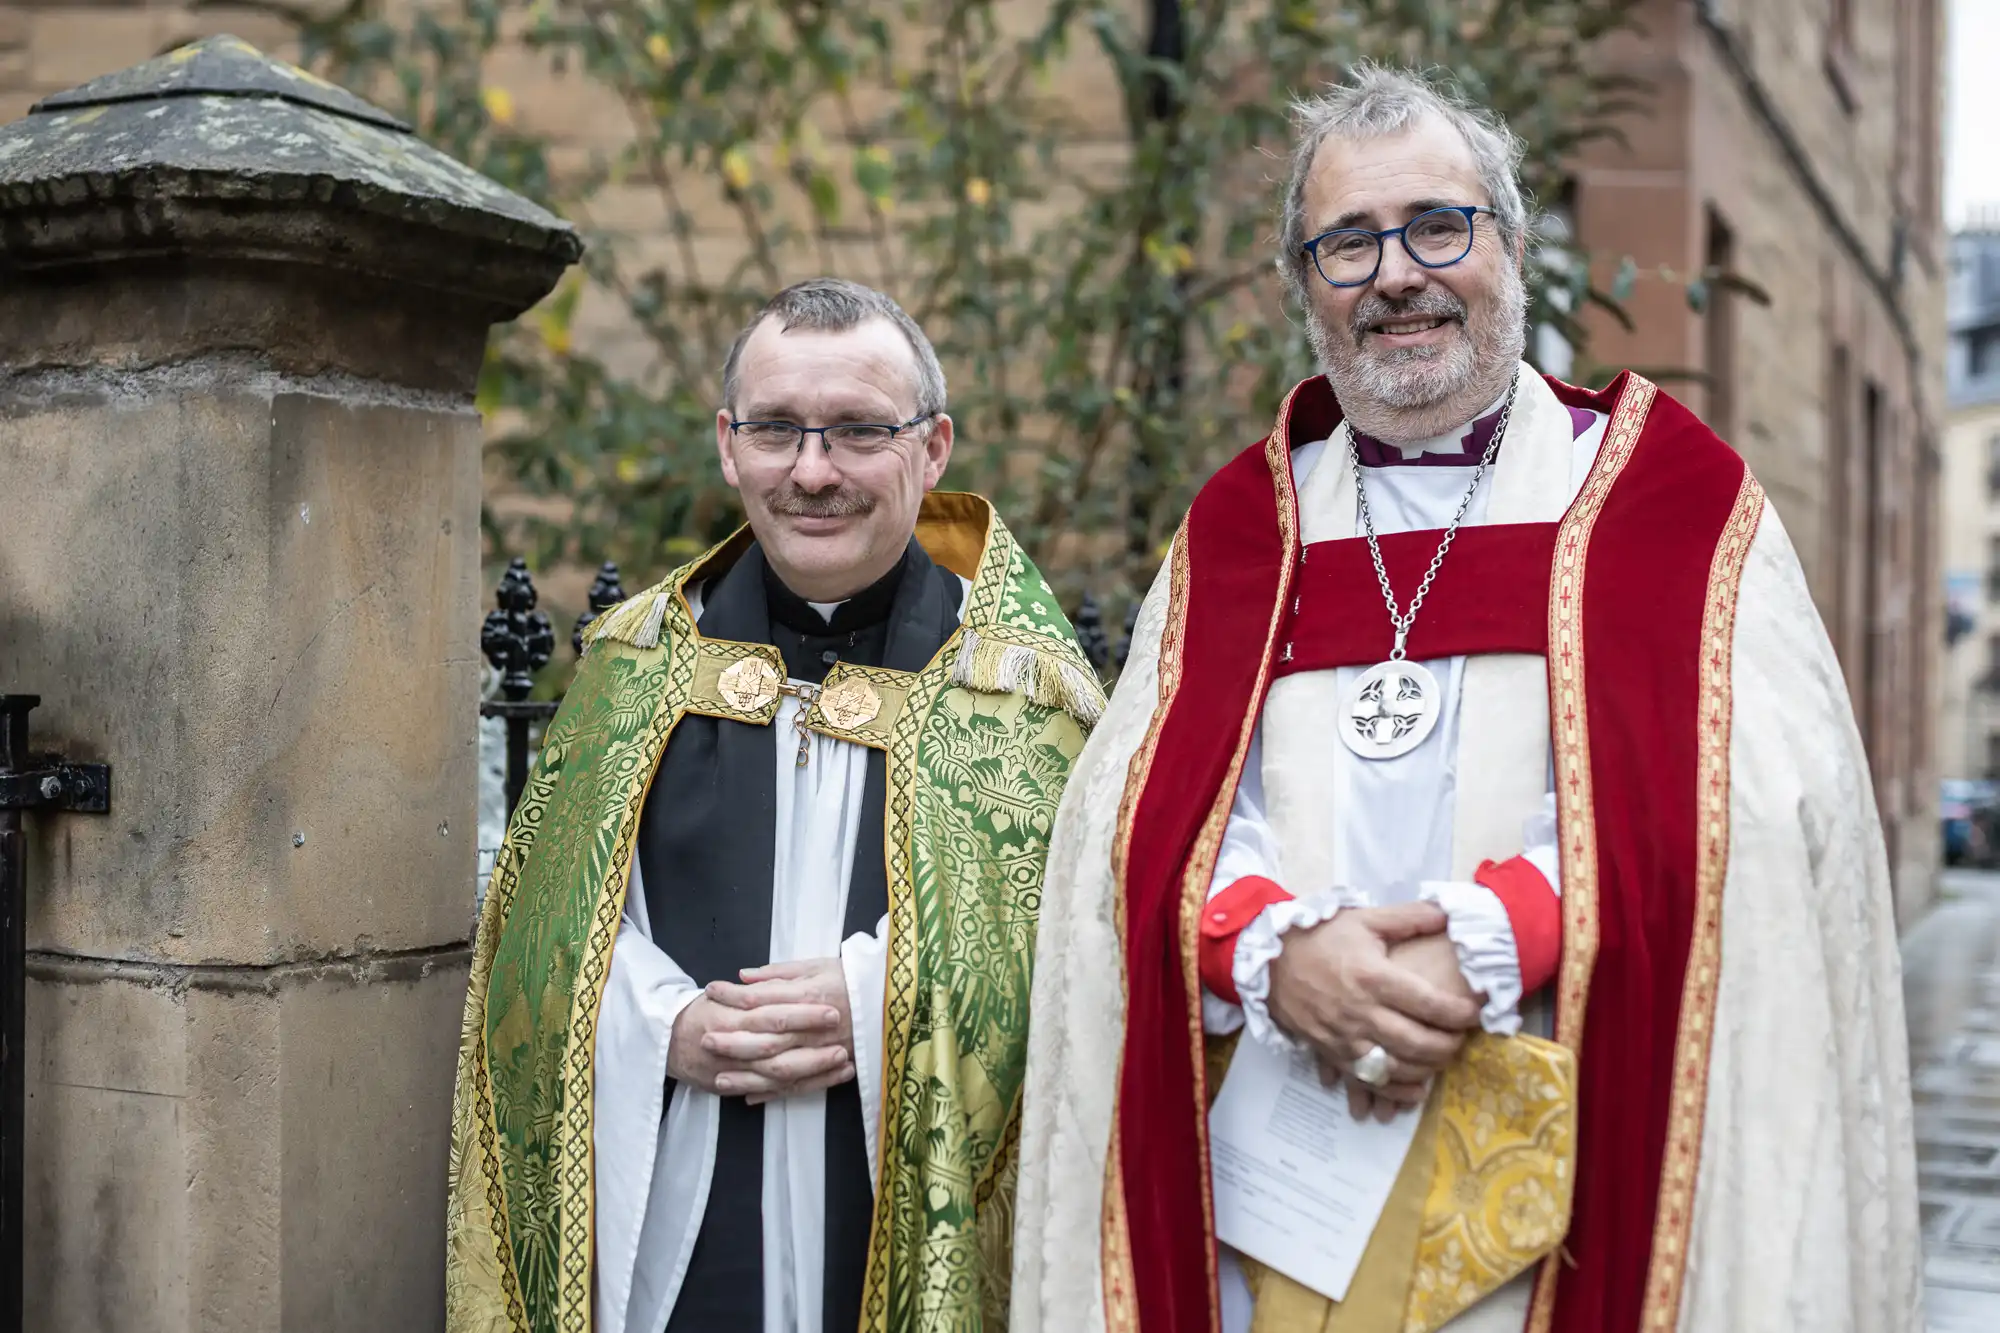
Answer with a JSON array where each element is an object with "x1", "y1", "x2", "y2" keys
[
  {"x1": 445, "y1": 278, "x2": 1103, "y2": 1333},
  {"x1": 1011, "y1": 64, "x2": 1920, "y2": 1333}
]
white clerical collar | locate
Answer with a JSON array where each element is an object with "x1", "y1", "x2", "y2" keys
[{"x1": 807, "y1": 600, "x2": 845, "y2": 623}]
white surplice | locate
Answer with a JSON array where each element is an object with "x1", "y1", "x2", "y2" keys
[
  {"x1": 1009, "y1": 366, "x2": 1923, "y2": 1333},
  {"x1": 591, "y1": 590, "x2": 894, "y2": 1333}
]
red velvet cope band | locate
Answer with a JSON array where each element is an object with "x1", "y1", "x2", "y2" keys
[
  {"x1": 1107, "y1": 372, "x2": 1752, "y2": 1333},
  {"x1": 1275, "y1": 523, "x2": 1557, "y2": 676}
]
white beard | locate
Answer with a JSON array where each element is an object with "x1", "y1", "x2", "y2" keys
[{"x1": 1312, "y1": 262, "x2": 1529, "y2": 443}]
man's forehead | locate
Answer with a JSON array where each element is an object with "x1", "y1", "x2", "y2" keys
[
  {"x1": 1304, "y1": 118, "x2": 1486, "y2": 228},
  {"x1": 738, "y1": 316, "x2": 915, "y2": 378}
]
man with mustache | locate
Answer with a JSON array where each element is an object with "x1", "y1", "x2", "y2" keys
[
  {"x1": 446, "y1": 278, "x2": 1103, "y2": 1333},
  {"x1": 1013, "y1": 64, "x2": 1920, "y2": 1333}
]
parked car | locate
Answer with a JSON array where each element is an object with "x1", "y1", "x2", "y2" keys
[{"x1": 1943, "y1": 778, "x2": 2000, "y2": 866}]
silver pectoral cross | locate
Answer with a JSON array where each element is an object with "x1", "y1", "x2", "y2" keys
[{"x1": 1339, "y1": 658, "x2": 1442, "y2": 760}]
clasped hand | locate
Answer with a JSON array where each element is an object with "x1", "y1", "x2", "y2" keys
[
  {"x1": 668, "y1": 958, "x2": 855, "y2": 1105},
  {"x1": 1266, "y1": 901, "x2": 1483, "y2": 1122}
]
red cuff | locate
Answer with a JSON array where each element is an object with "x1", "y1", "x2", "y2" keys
[
  {"x1": 1198, "y1": 876, "x2": 1296, "y2": 1006},
  {"x1": 1474, "y1": 856, "x2": 1562, "y2": 993}
]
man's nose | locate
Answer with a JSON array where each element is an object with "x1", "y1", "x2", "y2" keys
[
  {"x1": 1373, "y1": 238, "x2": 1429, "y2": 299},
  {"x1": 789, "y1": 435, "x2": 844, "y2": 491}
]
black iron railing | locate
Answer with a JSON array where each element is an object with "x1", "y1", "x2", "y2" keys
[
  {"x1": 478, "y1": 560, "x2": 628, "y2": 819},
  {"x1": 0, "y1": 696, "x2": 110, "y2": 1333}
]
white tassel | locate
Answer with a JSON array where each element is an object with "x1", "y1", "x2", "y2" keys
[
  {"x1": 633, "y1": 593, "x2": 669, "y2": 649},
  {"x1": 951, "y1": 629, "x2": 983, "y2": 686},
  {"x1": 1056, "y1": 660, "x2": 1106, "y2": 726},
  {"x1": 996, "y1": 645, "x2": 1035, "y2": 694}
]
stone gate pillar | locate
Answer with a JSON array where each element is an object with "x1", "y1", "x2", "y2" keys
[{"x1": 0, "y1": 37, "x2": 578, "y2": 1331}]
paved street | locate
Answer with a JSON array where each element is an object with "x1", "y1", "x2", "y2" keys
[{"x1": 1905, "y1": 870, "x2": 2000, "y2": 1329}]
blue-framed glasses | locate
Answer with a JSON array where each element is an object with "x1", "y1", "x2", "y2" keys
[
  {"x1": 727, "y1": 413, "x2": 933, "y2": 465},
  {"x1": 1302, "y1": 206, "x2": 1498, "y2": 288}
]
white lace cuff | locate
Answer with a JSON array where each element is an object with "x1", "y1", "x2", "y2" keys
[
  {"x1": 1234, "y1": 890, "x2": 1358, "y2": 1051},
  {"x1": 1418, "y1": 880, "x2": 1525, "y2": 1035}
]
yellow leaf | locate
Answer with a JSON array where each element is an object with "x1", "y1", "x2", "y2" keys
[
  {"x1": 1169, "y1": 243, "x2": 1195, "y2": 274},
  {"x1": 615, "y1": 457, "x2": 644, "y2": 483},
  {"x1": 798, "y1": 120, "x2": 826, "y2": 163},
  {"x1": 481, "y1": 86, "x2": 515, "y2": 126},
  {"x1": 1224, "y1": 320, "x2": 1249, "y2": 344},
  {"x1": 722, "y1": 146, "x2": 753, "y2": 191},
  {"x1": 645, "y1": 33, "x2": 672, "y2": 63},
  {"x1": 964, "y1": 177, "x2": 992, "y2": 207}
]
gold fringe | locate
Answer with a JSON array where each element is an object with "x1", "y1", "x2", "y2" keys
[
  {"x1": 948, "y1": 628, "x2": 1106, "y2": 728},
  {"x1": 585, "y1": 588, "x2": 673, "y2": 651}
]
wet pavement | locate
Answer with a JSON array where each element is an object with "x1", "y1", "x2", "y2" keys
[{"x1": 1905, "y1": 869, "x2": 2000, "y2": 1330}]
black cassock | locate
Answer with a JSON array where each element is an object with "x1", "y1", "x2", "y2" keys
[{"x1": 641, "y1": 536, "x2": 962, "y2": 1332}]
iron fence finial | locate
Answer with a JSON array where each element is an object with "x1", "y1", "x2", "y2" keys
[{"x1": 482, "y1": 558, "x2": 554, "y2": 702}]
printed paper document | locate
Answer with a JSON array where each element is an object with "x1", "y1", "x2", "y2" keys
[{"x1": 1208, "y1": 1035, "x2": 1424, "y2": 1301}]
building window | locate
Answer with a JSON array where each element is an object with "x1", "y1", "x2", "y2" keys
[
  {"x1": 1988, "y1": 433, "x2": 2000, "y2": 495},
  {"x1": 1987, "y1": 730, "x2": 2000, "y2": 779},
  {"x1": 1703, "y1": 207, "x2": 1737, "y2": 440}
]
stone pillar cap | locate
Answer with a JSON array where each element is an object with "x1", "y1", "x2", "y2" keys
[{"x1": 0, "y1": 35, "x2": 581, "y2": 316}]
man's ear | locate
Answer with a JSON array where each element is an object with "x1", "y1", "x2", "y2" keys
[
  {"x1": 922, "y1": 414, "x2": 955, "y2": 491},
  {"x1": 716, "y1": 409, "x2": 741, "y2": 488}
]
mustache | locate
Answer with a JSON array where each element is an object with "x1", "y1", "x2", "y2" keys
[
  {"x1": 1348, "y1": 290, "x2": 1468, "y2": 342},
  {"x1": 768, "y1": 487, "x2": 875, "y2": 518}
]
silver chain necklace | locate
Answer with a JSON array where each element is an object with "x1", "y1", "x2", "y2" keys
[{"x1": 1338, "y1": 374, "x2": 1519, "y2": 760}]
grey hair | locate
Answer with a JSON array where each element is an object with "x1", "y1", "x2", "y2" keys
[
  {"x1": 1277, "y1": 62, "x2": 1531, "y2": 302},
  {"x1": 720, "y1": 277, "x2": 948, "y2": 417}
]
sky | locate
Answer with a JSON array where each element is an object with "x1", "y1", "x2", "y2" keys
[{"x1": 1948, "y1": 0, "x2": 2000, "y2": 227}]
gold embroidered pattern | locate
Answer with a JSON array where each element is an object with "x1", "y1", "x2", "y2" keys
[
  {"x1": 1528, "y1": 373, "x2": 1657, "y2": 1333},
  {"x1": 1636, "y1": 471, "x2": 1763, "y2": 1331},
  {"x1": 819, "y1": 673, "x2": 883, "y2": 729},
  {"x1": 858, "y1": 506, "x2": 1093, "y2": 1332},
  {"x1": 557, "y1": 601, "x2": 697, "y2": 1330},
  {"x1": 690, "y1": 641, "x2": 785, "y2": 722},
  {"x1": 803, "y1": 663, "x2": 915, "y2": 752},
  {"x1": 716, "y1": 654, "x2": 781, "y2": 712},
  {"x1": 1404, "y1": 1035, "x2": 1579, "y2": 1333}
]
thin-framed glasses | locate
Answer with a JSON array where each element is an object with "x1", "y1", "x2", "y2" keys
[
  {"x1": 1302, "y1": 206, "x2": 1498, "y2": 288},
  {"x1": 727, "y1": 413, "x2": 933, "y2": 466}
]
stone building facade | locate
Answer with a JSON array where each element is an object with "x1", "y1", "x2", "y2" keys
[
  {"x1": 1939, "y1": 224, "x2": 2000, "y2": 785},
  {"x1": 0, "y1": 0, "x2": 1949, "y2": 920},
  {"x1": 1574, "y1": 0, "x2": 1948, "y2": 925}
]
